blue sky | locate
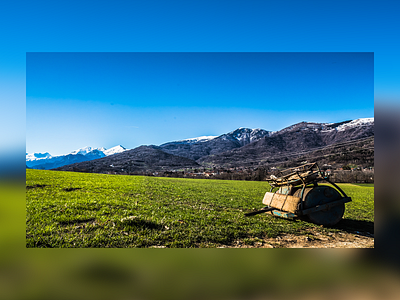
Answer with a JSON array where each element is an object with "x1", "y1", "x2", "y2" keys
[
  {"x1": 26, "y1": 52, "x2": 373, "y2": 155},
  {"x1": 0, "y1": 0, "x2": 399, "y2": 159}
]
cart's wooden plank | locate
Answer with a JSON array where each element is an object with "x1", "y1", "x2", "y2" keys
[{"x1": 262, "y1": 192, "x2": 301, "y2": 213}]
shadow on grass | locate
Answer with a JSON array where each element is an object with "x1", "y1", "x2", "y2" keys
[
  {"x1": 334, "y1": 218, "x2": 374, "y2": 236},
  {"x1": 26, "y1": 184, "x2": 48, "y2": 189},
  {"x1": 57, "y1": 217, "x2": 96, "y2": 226},
  {"x1": 118, "y1": 218, "x2": 163, "y2": 231},
  {"x1": 63, "y1": 187, "x2": 82, "y2": 192},
  {"x1": 32, "y1": 240, "x2": 54, "y2": 248}
]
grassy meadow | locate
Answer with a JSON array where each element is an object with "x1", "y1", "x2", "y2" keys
[{"x1": 26, "y1": 169, "x2": 374, "y2": 248}]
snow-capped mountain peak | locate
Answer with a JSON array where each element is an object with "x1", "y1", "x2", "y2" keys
[
  {"x1": 69, "y1": 146, "x2": 106, "y2": 155},
  {"x1": 26, "y1": 145, "x2": 128, "y2": 170},
  {"x1": 104, "y1": 145, "x2": 126, "y2": 156},
  {"x1": 225, "y1": 128, "x2": 272, "y2": 145}
]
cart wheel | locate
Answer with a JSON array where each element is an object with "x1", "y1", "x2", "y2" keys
[
  {"x1": 295, "y1": 186, "x2": 345, "y2": 227},
  {"x1": 303, "y1": 204, "x2": 345, "y2": 227}
]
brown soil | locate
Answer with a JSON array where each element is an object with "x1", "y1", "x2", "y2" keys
[{"x1": 222, "y1": 229, "x2": 374, "y2": 248}]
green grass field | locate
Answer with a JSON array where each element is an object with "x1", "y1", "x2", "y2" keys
[{"x1": 26, "y1": 169, "x2": 374, "y2": 248}]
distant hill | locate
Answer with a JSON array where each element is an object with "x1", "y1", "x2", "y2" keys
[{"x1": 55, "y1": 145, "x2": 200, "y2": 174}]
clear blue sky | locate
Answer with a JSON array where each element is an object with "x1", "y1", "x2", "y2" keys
[
  {"x1": 0, "y1": 0, "x2": 398, "y2": 158},
  {"x1": 26, "y1": 52, "x2": 373, "y2": 155}
]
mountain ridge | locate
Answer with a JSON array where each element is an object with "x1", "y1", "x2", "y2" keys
[
  {"x1": 198, "y1": 118, "x2": 374, "y2": 167},
  {"x1": 29, "y1": 117, "x2": 374, "y2": 172}
]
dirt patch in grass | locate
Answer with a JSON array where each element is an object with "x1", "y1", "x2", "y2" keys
[{"x1": 223, "y1": 229, "x2": 374, "y2": 248}]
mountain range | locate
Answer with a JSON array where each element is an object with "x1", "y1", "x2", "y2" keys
[
  {"x1": 198, "y1": 118, "x2": 374, "y2": 167},
  {"x1": 46, "y1": 117, "x2": 374, "y2": 174},
  {"x1": 26, "y1": 145, "x2": 126, "y2": 170}
]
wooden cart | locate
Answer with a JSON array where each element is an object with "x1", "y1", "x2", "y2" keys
[{"x1": 245, "y1": 163, "x2": 352, "y2": 226}]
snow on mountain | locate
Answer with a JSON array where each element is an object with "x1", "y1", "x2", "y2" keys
[
  {"x1": 162, "y1": 135, "x2": 218, "y2": 146},
  {"x1": 334, "y1": 118, "x2": 374, "y2": 131},
  {"x1": 69, "y1": 145, "x2": 127, "y2": 156},
  {"x1": 224, "y1": 128, "x2": 272, "y2": 146},
  {"x1": 273, "y1": 118, "x2": 374, "y2": 135},
  {"x1": 26, "y1": 145, "x2": 127, "y2": 170},
  {"x1": 179, "y1": 136, "x2": 218, "y2": 143},
  {"x1": 69, "y1": 146, "x2": 106, "y2": 155},
  {"x1": 26, "y1": 152, "x2": 52, "y2": 161},
  {"x1": 104, "y1": 145, "x2": 126, "y2": 156},
  {"x1": 26, "y1": 150, "x2": 105, "y2": 169}
]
